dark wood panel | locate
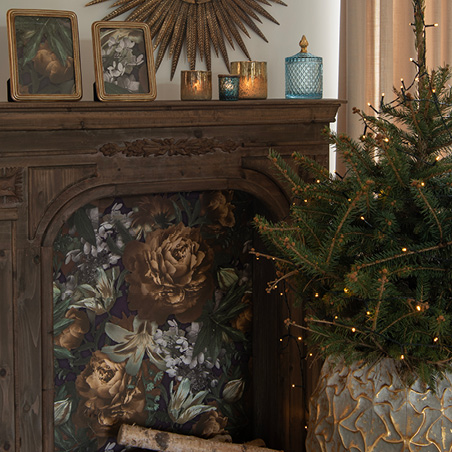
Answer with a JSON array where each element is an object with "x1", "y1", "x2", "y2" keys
[
  {"x1": 28, "y1": 165, "x2": 97, "y2": 240},
  {"x1": 0, "y1": 221, "x2": 15, "y2": 452},
  {"x1": 15, "y1": 246, "x2": 42, "y2": 452}
]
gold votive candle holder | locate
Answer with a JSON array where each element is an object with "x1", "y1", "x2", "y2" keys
[
  {"x1": 180, "y1": 70, "x2": 212, "y2": 100},
  {"x1": 230, "y1": 61, "x2": 267, "y2": 100},
  {"x1": 218, "y1": 74, "x2": 240, "y2": 101}
]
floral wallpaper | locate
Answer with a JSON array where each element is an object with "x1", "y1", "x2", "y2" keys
[{"x1": 52, "y1": 191, "x2": 256, "y2": 451}]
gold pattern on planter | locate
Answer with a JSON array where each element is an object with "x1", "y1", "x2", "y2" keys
[
  {"x1": 0, "y1": 167, "x2": 23, "y2": 204},
  {"x1": 307, "y1": 357, "x2": 452, "y2": 452}
]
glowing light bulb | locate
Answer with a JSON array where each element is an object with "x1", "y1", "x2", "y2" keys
[
  {"x1": 351, "y1": 327, "x2": 356, "y2": 333},
  {"x1": 367, "y1": 311, "x2": 371, "y2": 315},
  {"x1": 401, "y1": 354, "x2": 405, "y2": 360},
  {"x1": 344, "y1": 287, "x2": 349, "y2": 293},
  {"x1": 298, "y1": 336, "x2": 302, "y2": 341},
  {"x1": 402, "y1": 247, "x2": 407, "y2": 252},
  {"x1": 434, "y1": 337, "x2": 439, "y2": 342},
  {"x1": 421, "y1": 182, "x2": 425, "y2": 187},
  {"x1": 314, "y1": 293, "x2": 319, "y2": 298},
  {"x1": 416, "y1": 305, "x2": 421, "y2": 311}
]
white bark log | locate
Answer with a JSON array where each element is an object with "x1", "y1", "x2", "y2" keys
[{"x1": 117, "y1": 424, "x2": 283, "y2": 452}]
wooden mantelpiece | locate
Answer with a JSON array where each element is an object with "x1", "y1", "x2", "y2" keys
[
  {"x1": 0, "y1": 99, "x2": 340, "y2": 131},
  {"x1": 0, "y1": 99, "x2": 342, "y2": 452}
]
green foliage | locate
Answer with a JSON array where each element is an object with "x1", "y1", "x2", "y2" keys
[
  {"x1": 194, "y1": 282, "x2": 248, "y2": 361},
  {"x1": 16, "y1": 16, "x2": 73, "y2": 67},
  {"x1": 256, "y1": 0, "x2": 452, "y2": 385}
]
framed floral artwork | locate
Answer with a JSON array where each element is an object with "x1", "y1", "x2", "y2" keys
[
  {"x1": 6, "y1": 9, "x2": 82, "y2": 101},
  {"x1": 92, "y1": 21, "x2": 157, "y2": 102}
]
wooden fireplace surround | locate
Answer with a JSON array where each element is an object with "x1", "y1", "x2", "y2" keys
[{"x1": 0, "y1": 99, "x2": 341, "y2": 452}]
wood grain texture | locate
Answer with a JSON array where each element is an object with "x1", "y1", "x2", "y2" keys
[
  {"x1": 0, "y1": 99, "x2": 342, "y2": 452},
  {"x1": 0, "y1": 221, "x2": 15, "y2": 452},
  {"x1": 0, "y1": 100, "x2": 342, "y2": 132},
  {"x1": 14, "y1": 246, "x2": 42, "y2": 452},
  {"x1": 28, "y1": 165, "x2": 97, "y2": 240}
]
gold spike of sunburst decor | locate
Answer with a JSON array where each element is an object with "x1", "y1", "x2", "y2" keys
[{"x1": 86, "y1": 0, "x2": 287, "y2": 79}]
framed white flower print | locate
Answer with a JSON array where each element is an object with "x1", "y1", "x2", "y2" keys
[{"x1": 92, "y1": 21, "x2": 157, "y2": 102}]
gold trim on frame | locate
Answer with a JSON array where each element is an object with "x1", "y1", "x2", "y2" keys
[
  {"x1": 92, "y1": 21, "x2": 157, "y2": 102},
  {"x1": 7, "y1": 9, "x2": 83, "y2": 102}
]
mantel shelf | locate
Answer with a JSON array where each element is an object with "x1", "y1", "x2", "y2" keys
[{"x1": 0, "y1": 98, "x2": 343, "y2": 131}]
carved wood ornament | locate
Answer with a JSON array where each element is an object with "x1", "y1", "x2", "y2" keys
[
  {"x1": 0, "y1": 167, "x2": 23, "y2": 204},
  {"x1": 99, "y1": 137, "x2": 240, "y2": 157},
  {"x1": 85, "y1": 0, "x2": 287, "y2": 79}
]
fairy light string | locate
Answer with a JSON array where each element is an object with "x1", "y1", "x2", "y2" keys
[{"x1": 252, "y1": 0, "x2": 452, "y2": 383}]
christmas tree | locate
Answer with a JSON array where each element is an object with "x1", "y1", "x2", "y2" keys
[{"x1": 255, "y1": 0, "x2": 452, "y2": 386}]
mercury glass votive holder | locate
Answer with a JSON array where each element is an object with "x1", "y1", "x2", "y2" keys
[
  {"x1": 230, "y1": 61, "x2": 267, "y2": 100},
  {"x1": 218, "y1": 74, "x2": 240, "y2": 101},
  {"x1": 180, "y1": 70, "x2": 212, "y2": 100}
]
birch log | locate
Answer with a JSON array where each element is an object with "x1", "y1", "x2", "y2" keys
[{"x1": 117, "y1": 424, "x2": 283, "y2": 452}]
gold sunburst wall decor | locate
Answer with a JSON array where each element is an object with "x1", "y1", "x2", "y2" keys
[{"x1": 85, "y1": 0, "x2": 287, "y2": 79}]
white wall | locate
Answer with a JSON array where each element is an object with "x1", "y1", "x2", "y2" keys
[{"x1": 0, "y1": 0, "x2": 340, "y2": 101}]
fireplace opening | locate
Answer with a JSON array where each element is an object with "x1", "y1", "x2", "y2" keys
[{"x1": 52, "y1": 189, "x2": 281, "y2": 452}]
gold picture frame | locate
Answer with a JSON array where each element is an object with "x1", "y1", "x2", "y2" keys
[
  {"x1": 7, "y1": 9, "x2": 82, "y2": 101},
  {"x1": 92, "y1": 21, "x2": 157, "y2": 102}
]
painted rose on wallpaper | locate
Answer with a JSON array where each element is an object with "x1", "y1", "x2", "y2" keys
[
  {"x1": 53, "y1": 191, "x2": 257, "y2": 452},
  {"x1": 54, "y1": 307, "x2": 89, "y2": 350},
  {"x1": 200, "y1": 190, "x2": 235, "y2": 232},
  {"x1": 74, "y1": 351, "x2": 147, "y2": 438},
  {"x1": 131, "y1": 195, "x2": 176, "y2": 236},
  {"x1": 123, "y1": 223, "x2": 214, "y2": 324}
]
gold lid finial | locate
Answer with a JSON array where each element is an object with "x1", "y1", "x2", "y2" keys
[{"x1": 300, "y1": 35, "x2": 309, "y2": 53}]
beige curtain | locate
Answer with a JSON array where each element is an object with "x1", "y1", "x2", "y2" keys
[{"x1": 337, "y1": 0, "x2": 452, "y2": 173}]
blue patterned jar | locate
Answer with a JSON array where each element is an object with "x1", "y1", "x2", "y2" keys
[{"x1": 285, "y1": 35, "x2": 323, "y2": 99}]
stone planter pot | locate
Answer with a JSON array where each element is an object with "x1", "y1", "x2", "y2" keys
[{"x1": 306, "y1": 357, "x2": 452, "y2": 451}]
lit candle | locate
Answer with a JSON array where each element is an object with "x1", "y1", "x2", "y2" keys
[
  {"x1": 230, "y1": 61, "x2": 267, "y2": 100},
  {"x1": 180, "y1": 70, "x2": 212, "y2": 100}
]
